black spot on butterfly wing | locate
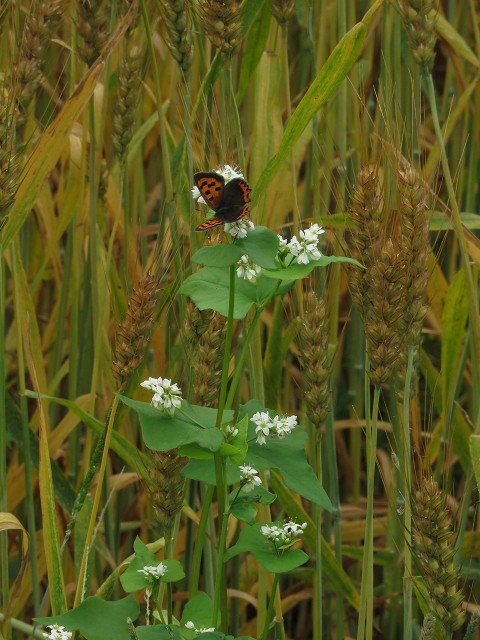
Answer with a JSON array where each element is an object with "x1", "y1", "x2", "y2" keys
[{"x1": 194, "y1": 172, "x2": 225, "y2": 210}]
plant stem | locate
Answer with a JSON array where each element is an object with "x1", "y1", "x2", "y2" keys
[
  {"x1": 261, "y1": 573, "x2": 280, "y2": 640},
  {"x1": 225, "y1": 280, "x2": 282, "y2": 411},
  {"x1": 11, "y1": 241, "x2": 40, "y2": 612},
  {"x1": 165, "y1": 536, "x2": 173, "y2": 624},
  {"x1": 402, "y1": 345, "x2": 414, "y2": 640},
  {"x1": 189, "y1": 485, "x2": 215, "y2": 597},
  {"x1": 74, "y1": 395, "x2": 121, "y2": 605},
  {"x1": 212, "y1": 505, "x2": 230, "y2": 630},
  {"x1": 216, "y1": 265, "x2": 236, "y2": 427},
  {"x1": 0, "y1": 241, "x2": 8, "y2": 614},
  {"x1": 425, "y1": 70, "x2": 480, "y2": 406},
  {"x1": 357, "y1": 382, "x2": 379, "y2": 640}
]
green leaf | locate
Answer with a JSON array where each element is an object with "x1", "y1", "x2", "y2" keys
[
  {"x1": 470, "y1": 435, "x2": 480, "y2": 494},
  {"x1": 252, "y1": 22, "x2": 366, "y2": 204},
  {"x1": 178, "y1": 430, "x2": 223, "y2": 458},
  {"x1": 435, "y1": 13, "x2": 480, "y2": 68},
  {"x1": 235, "y1": 227, "x2": 280, "y2": 269},
  {"x1": 180, "y1": 592, "x2": 214, "y2": 627},
  {"x1": 119, "y1": 397, "x2": 227, "y2": 453},
  {"x1": 179, "y1": 267, "x2": 256, "y2": 319},
  {"x1": 262, "y1": 255, "x2": 362, "y2": 280},
  {"x1": 230, "y1": 486, "x2": 276, "y2": 524},
  {"x1": 241, "y1": 0, "x2": 267, "y2": 35},
  {"x1": 119, "y1": 396, "x2": 202, "y2": 450},
  {"x1": 120, "y1": 538, "x2": 185, "y2": 592},
  {"x1": 441, "y1": 270, "x2": 469, "y2": 411},
  {"x1": 24, "y1": 390, "x2": 152, "y2": 484},
  {"x1": 238, "y1": 407, "x2": 332, "y2": 510},
  {"x1": 136, "y1": 626, "x2": 182, "y2": 640},
  {"x1": 419, "y1": 349, "x2": 471, "y2": 471},
  {"x1": 6, "y1": 394, "x2": 76, "y2": 512},
  {"x1": 181, "y1": 403, "x2": 234, "y2": 429},
  {"x1": 192, "y1": 244, "x2": 244, "y2": 267},
  {"x1": 230, "y1": 500, "x2": 257, "y2": 525},
  {"x1": 228, "y1": 414, "x2": 249, "y2": 463},
  {"x1": 245, "y1": 433, "x2": 331, "y2": 509},
  {"x1": 34, "y1": 596, "x2": 140, "y2": 640},
  {"x1": 270, "y1": 472, "x2": 359, "y2": 609},
  {"x1": 224, "y1": 523, "x2": 309, "y2": 573},
  {"x1": 38, "y1": 394, "x2": 67, "y2": 615},
  {"x1": 183, "y1": 459, "x2": 239, "y2": 485},
  {"x1": 237, "y1": 0, "x2": 271, "y2": 104}
]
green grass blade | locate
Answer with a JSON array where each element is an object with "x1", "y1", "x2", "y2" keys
[{"x1": 252, "y1": 21, "x2": 366, "y2": 204}]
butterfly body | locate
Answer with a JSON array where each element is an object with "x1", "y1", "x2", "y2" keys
[{"x1": 194, "y1": 171, "x2": 251, "y2": 232}]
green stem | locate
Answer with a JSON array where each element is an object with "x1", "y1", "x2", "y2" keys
[
  {"x1": 216, "y1": 265, "x2": 236, "y2": 427},
  {"x1": 425, "y1": 70, "x2": 480, "y2": 404},
  {"x1": 212, "y1": 505, "x2": 230, "y2": 630},
  {"x1": 402, "y1": 346, "x2": 414, "y2": 640},
  {"x1": 325, "y1": 406, "x2": 344, "y2": 638},
  {"x1": 357, "y1": 381, "x2": 379, "y2": 640},
  {"x1": 189, "y1": 485, "x2": 215, "y2": 597},
  {"x1": 314, "y1": 428, "x2": 323, "y2": 640},
  {"x1": 11, "y1": 241, "x2": 40, "y2": 612},
  {"x1": 0, "y1": 242, "x2": 8, "y2": 613},
  {"x1": 261, "y1": 573, "x2": 280, "y2": 640},
  {"x1": 165, "y1": 536, "x2": 173, "y2": 625},
  {"x1": 224, "y1": 279, "x2": 281, "y2": 412},
  {"x1": 74, "y1": 396, "x2": 121, "y2": 605},
  {"x1": 140, "y1": 0, "x2": 173, "y2": 200},
  {"x1": 88, "y1": 99, "x2": 99, "y2": 347},
  {"x1": 227, "y1": 67, "x2": 245, "y2": 171}
]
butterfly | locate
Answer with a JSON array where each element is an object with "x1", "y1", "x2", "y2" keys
[{"x1": 194, "y1": 171, "x2": 251, "y2": 232}]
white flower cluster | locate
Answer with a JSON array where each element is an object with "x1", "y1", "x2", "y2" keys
[
  {"x1": 223, "y1": 424, "x2": 239, "y2": 442},
  {"x1": 224, "y1": 218, "x2": 254, "y2": 239},
  {"x1": 137, "y1": 562, "x2": 168, "y2": 581},
  {"x1": 140, "y1": 377, "x2": 182, "y2": 415},
  {"x1": 251, "y1": 412, "x2": 297, "y2": 445},
  {"x1": 236, "y1": 254, "x2": 262, "y2": 283},
  {"x1": 278, "y1": 223, "x2": 325, "y2": 265},
  {"x1": 191, "y1": 164, "x2": 244, "y2": 205},
  {"x1": 44, "y1": 625, "x2": 72, "y2": 640},
  {"x1": 239, "y1": 465, "x2": 262, "y2": 492},
  {"x1": 185, "y1": 621, "x2": 216, "y2": 634},
  {"x1": 261, "y1": 521, "x2": 307, "y2": 545}
]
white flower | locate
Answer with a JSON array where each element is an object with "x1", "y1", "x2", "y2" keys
[
  {"x1": 224, "y1": 424, "x2": 239, "y2": 442},
  {"x1": 302, "y1": 223, "x2": 324, "y2": 242},
  {"x1": 140, "y1": 376, "x2": 183, "y2": 415},
  {"x1": 236, "y1": 254, "x2": 262, "y2": 283},
  {"x1": 138, "y1": 562, "x2": 168, "y2": 581},
  {"x1": 251, "y1": 411, "x2": 273, "y2": 445},
  {"x1": 272, "y1": 415, "x2": 297, "y2": 438},
  {"x1": 224, "y1": 218, "x2": 254, "y2": 239},
  {"x1": 218, "y1": 164, "x2": 244, "y2": 181},
  {"x1": 44, "y1": 625, "x2": 72, "y2": 640},
  {"x1": 251, "y1": 411, "x2": 297, "y2": 444},
  {"x1": 261, "y1": 521, "x2": 307, "y2": 546},
  {"x1": 239, "y1": 465, "x2": 262, "y2": 491},
  {"x1": 185, "y1": 621, "x2": 216, "y2": 634},
  {"x1": 286, "y1": 223, "x2": 325, "y2": 265},
  {"x1": 260, "y1": 523, "x2": 284, "y2": 541}
]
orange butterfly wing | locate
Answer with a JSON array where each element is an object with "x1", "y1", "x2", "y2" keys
[
  {"x1": 194, "y1": 172, "x2": 225, "y2": 210},
  {"x1": 195, "y1": 217, "x2": 224, "y2": 232}
]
